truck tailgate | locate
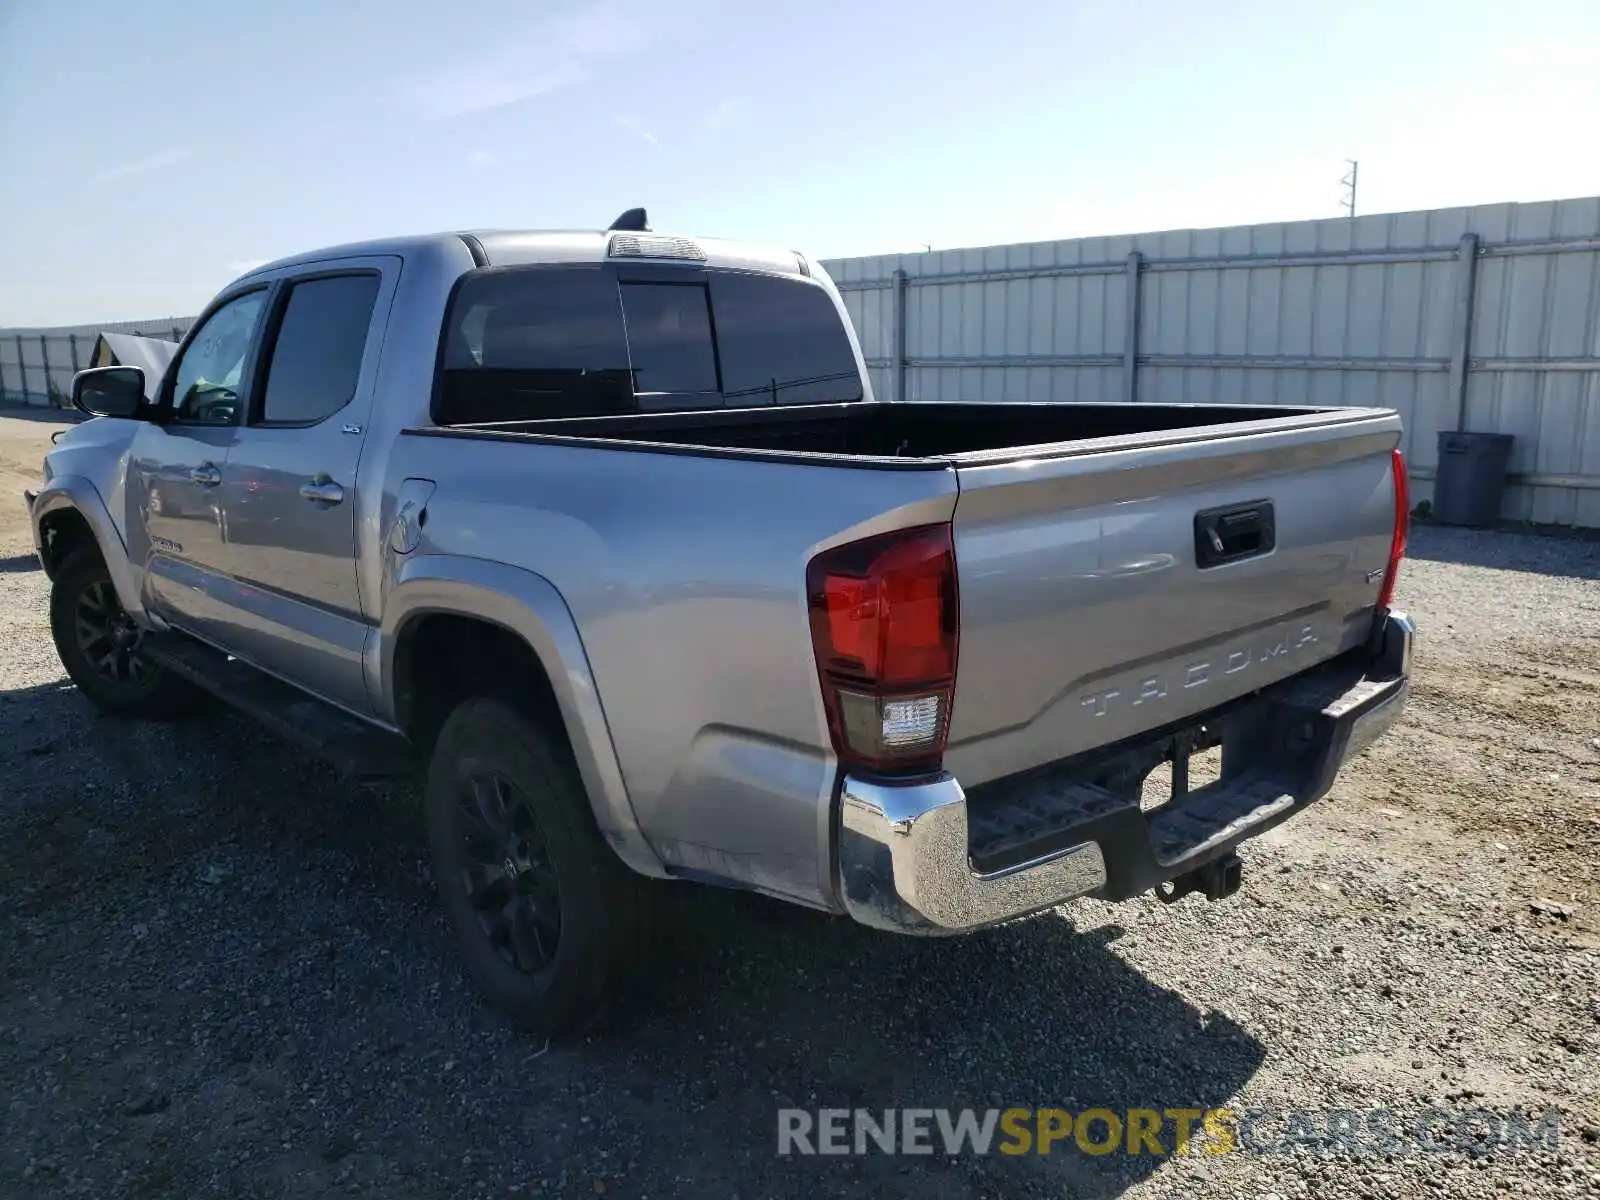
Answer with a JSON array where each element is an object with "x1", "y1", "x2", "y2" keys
[{"x1": 943, "y1": 409, "x2": 1402, "y2": 787}]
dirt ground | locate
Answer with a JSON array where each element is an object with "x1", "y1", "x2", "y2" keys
[
  {"x1": 1, "y1": 409, "x2": 1596, "y2": 1199},
  {"x1": 0, "y1": 412, "x2": 62, "y2": 532}
]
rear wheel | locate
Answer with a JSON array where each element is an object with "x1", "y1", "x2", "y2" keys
[
  {"x1": 48, "y1": 547, "x2": 200, "y2": 718},
  {"x1": 425, "y1": 697, "x2": 646, "y2": 1035}
]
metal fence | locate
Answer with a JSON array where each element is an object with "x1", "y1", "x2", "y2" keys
[
  {"x1": 0, "y1": 318, "x2": 191, "y2": 408},
  {"x1": 5, "y1": 198, "x2": 1597, "y2": 525},
  {"x1": 822, "y1": 195, "x2": 1600, "y2": 527}
]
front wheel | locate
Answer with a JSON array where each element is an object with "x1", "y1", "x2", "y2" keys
[
  {"x1": 425, "y1": 698, "x2": 647, "y2": 1035},
  {"x1": 48, "y1": 547, "x2": 201, "y2": 718}
]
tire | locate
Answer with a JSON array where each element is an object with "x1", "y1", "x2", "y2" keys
[
  {"x1": 48, "y1": 547, "x2": 201, "y2": 719},
  {"x1": 425, "y1": 697, "x2": 646, "y2": 1035}
]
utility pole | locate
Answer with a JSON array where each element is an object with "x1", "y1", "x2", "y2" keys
[{"x1": 1339, "y1": 159, "x2": 1359, "y2": 219}]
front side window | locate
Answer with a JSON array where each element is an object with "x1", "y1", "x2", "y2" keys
[
  {"x1": 437, "y1": 267, "x2": 632, "y2": 424},
  {"x1": 258, "y1": 274, "x2": 381, "y2": 425},
  {"x1": 170, "y1": 289, "x2": 269, "y2": 425}
]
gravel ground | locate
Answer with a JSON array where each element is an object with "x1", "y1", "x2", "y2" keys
[{"x1": 1, "y1": 412, "x2": 1597, "y2": 1199}]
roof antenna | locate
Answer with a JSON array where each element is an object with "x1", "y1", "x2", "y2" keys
[{"x1": 608, "y1": 207, "x2": 650, "y2": 232}]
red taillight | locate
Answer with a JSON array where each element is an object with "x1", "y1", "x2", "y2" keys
[
  {"x1": 807, "y1": 524, "x2": 958, "y2": 774},
  {"x1": 1377, "y1": 448, "x2": 1409, "y2": 611}
]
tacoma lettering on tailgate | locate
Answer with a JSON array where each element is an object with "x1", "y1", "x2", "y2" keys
[{"x1": 1078, "y1": 623, "x2": 1321, "y2": 719}]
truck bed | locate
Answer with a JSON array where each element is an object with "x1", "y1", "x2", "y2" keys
[
  {"x1": 441, "y1": 400, "x2": 1343, "y2": 463},
  {"x1": 403, "y1": 398, "x2": 1402, "y2": 798}
]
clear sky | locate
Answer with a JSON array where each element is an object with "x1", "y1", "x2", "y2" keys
[{"x1": 2, "y1": 0, "x2": 1598, "y2": 326}]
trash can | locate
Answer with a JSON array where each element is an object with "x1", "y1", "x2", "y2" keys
[{"x1": 1433, "y1": 431, "x2": 1514, "y2": 527}]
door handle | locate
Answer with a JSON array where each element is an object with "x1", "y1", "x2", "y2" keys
[
  {"x1": 299, "y1": 477, "x2": 345, "y2": 506},
  {"x1": 190, "y1": 463, "x2": 222, "y2": 487}
]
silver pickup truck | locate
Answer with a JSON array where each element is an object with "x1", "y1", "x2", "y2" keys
[{"x1": 29, "y1": 213, "x2": 1414, "y2": 1033}]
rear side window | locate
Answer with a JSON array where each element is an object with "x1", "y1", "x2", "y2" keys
[
  {"x1": 711, "y1": 273, "x2": 863, "y2": 406},
  {"x1": 619, "y1": 282, "x2": 718, "y2": 400},
  {"x1": 259, "y1": 274, "x2": 381, "y2": 425},
  {"x1": 438, "y1": 267, "x2": 632, "y2": 424}
]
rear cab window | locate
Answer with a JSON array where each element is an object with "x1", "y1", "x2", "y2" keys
[
  {"x1": 710, "y1": 271, "x2": 862, "y2": 407},
  {"x1": 434, "y1": 265, "x2": 862, "y2": 425},
  {"x1": 437, "y1": 267, "x2": 633, "y2": 425},
  {"x1": 618, "y1": 282, "x2": 718, "y2": 406}
]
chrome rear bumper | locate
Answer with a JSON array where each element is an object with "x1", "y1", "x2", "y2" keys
[
  {"x1": 839, "y1": 774, "x2": 1108, "y2": 933},
  {"x1": 836, "y1": 611, "x2": 1415, "y2": 935}
]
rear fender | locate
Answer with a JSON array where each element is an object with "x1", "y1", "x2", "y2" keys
[{"x1": 374, "y1": 554, "x2": 665, "y2": 879}]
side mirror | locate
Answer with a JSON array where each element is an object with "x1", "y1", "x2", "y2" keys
[{"x1": 71, "y1": 366, "x2": 149, "y2": 419}]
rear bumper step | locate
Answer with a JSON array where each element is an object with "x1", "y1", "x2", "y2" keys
[{"x1": 836, "y1": 610, "x2": 1414, "y2": 934}]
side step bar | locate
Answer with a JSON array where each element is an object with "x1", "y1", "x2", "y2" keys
[{"x1": 139, "y1": 633, "x2": 415, "y2": 782}]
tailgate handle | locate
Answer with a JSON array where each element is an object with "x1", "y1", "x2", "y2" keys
[{"x1": 1194, "y1": 500, "x2": 1275, "y2": 568}]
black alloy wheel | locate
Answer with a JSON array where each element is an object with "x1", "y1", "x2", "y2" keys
[{"x1": 453, "y1": 768, "x2": 564, "y2": 975}]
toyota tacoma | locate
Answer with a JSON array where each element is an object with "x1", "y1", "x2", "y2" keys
[{"x1": 28, "y1": 212, "x2": 1414, "y2": 1032}]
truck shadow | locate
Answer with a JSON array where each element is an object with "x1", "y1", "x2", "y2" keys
[
  {"x1": 0, "y1": 680, "x2": 1265, "y2": 1199},
  {"x1": 623, "y1": 888, "x2": 1265, "y2": 1195}
]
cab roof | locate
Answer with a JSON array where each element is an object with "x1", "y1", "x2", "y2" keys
[{"x1": 237, "y1": 228, "x2": 809, "y2": 284}]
